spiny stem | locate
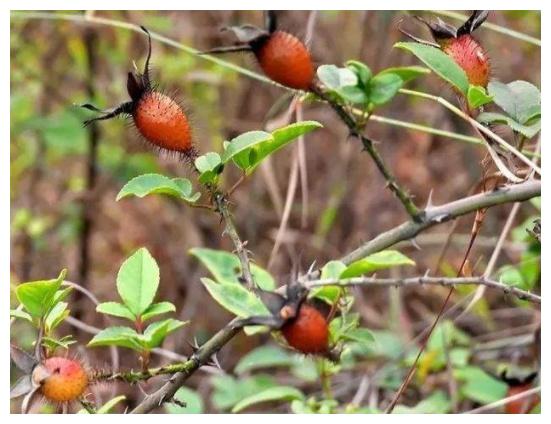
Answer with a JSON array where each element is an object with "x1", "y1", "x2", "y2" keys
[
  {"x1": 213, "y1": 191, "x2": 255, "y2": 289},
  {"x1": 311, "y1": 85, "x2": 421, "y2": 221}
]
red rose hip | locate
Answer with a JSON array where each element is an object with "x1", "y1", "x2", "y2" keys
[
  {"x1": 38, "y1": 357, "x2": 88, "y2": 402},
  {"x1": 281, "y1": 304, "x2": 329, "y2": 354}
]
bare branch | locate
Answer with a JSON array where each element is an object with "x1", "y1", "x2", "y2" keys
[
  {"x1": 339, "y1": 179, "x2": 541, "y2": 266},
  {"x1": 306, "y1": 276, "x2": 540, "y2": 304}
]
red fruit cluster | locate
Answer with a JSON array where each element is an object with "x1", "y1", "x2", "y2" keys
[
  {"x1": 281, "y1": 304, "x2": 329, "y2": 354},
  {"x1": 39, "y1": 357, "x2": 89, "y2": 402},
  {"x1": 255, "y1": 31, "x2": 314, "y2": 90},
  {"x1": 133, "y1": 92, "x2": 193, "y2": 153},
  {"x1": 442, "y1": 34, "x2": 490, "y2": 87}
]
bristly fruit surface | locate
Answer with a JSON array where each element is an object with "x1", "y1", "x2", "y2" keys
[
  {"x1": 134, "y1": 92, "x2": 193, "y2": 153},
  {"x1": 81, "y1": 26, "x2": 196, "y2": 157},
  {"x1": 39, "y1": 357, "x2": 89, "y2": 402},
  {"x1": 442, "y1": 34, "x2": 490, "y2": 87},
  {"x1": 255, "y1": 31, "x2": 314, "y2": 90},
  {"x1": 202, "y1": 12, "x2": 315, "y2": 90},
  {"x1": 401, "y1": 11, "x2": 491, "y2": 88}
]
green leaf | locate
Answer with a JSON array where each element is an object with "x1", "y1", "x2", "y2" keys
[
  {"x1": 488, "y1": 80, "x2": 541, "y2": 124},
  {"x1": 97, "y1": 396, "x2": 127, "y2": 414},
  {"x1": 368, "y1": 73, "x2": 403, "y2": 106},
  {"x1": 477, "y1": 112, "x2": 541, "y2": 138},
  {"x1": 142, "y1": 318, "x2": 187, "y2": 348},
  {"x1": 341, "y1": 328, "x2": 375, "y2": 345},
  {"x1": 467, "y1": 85, "x2": 493, "y2": 109},
  {"x1": 317, "y1": 64, "x2": 358, "y2": 90},
  {"x1": 394, "y1": 42, "x2": 469, "y2": 94},
  {"x1": 201, "y1": 278, "x2": 270, "y2": 318},
  {"x1": 235, "y1": 346, "x2": 295, "y2": 374},
  {"x1": 340, "y1": 250, "x2": 415, "y2": 278},
  {"x1": 141, "y1": 302, "x2": 176, "y2": 321},
  {"x1": 10, "y1": 309, "x2": 32, "y2": 322},
  {"x1": 165, "y1": 387, "x2": 204, "y2": 414},
  {"x1": 88, "y1": 326, "x2": 144, "y2": 351},
  {"x1": 394, "y1": 390, "x2": 451, "y2": 414},
  {"x1": 42, "y1": 335, "x2": 76, "y2": 351},
  {"x1": 310, "y1": 260, "x2": 347, "y2": 304},
  {"x1": 195, "y1": 152, "x2": 222, "y2": 173},
  {"x1": 44, "y1": 302, "x2": 70, "y2": 332},
  {"x1": 190, "y1": 247, "x2": 275, "y2": 290},
  {"x1": 211, "y1": 375, "x2": 277, "y2": 411},
  {"x1": 221, "y1": 131, "x2": 272, "y2": 168},
  {"x1": 329, "y1": 313, "x2": 360, "y2": 344},
  {"x1": 377, "y1": 66, "x2": 431, "y2": 83},
  {"x1": 231, "y1": 386, "x2": 304, "y2": 413},
  {"x1": 338, "y1": 85, "x2": 369, "y2": 104},
  {"x1": 247, "y1": 121, "x2": 322, "y2": 174},
  {"x1": 52, "y1": 286, "x2": 72, "y2": 304},
  {"x1": 498, "y1": 266, "x2": 525, "y2": 289},
  {"x1": 116, "y1": 173, "x2": 200, "y2": 203},
  {"x1": 195, "y1": 153, "x2": 224, "y2": 184},
  {"x1": 116, "y1": 248, "x2": 160, "y2": 317},
  {"x1": 345, "y1": 60, "x2": 372, "y2": 86},
  {"x1": 221, "y1": 122, "x2": 322, "y2": 175},
  {"x1": 96, "y1": 302, "x2": 136, "y2": 321},
  {"x1": 454, "y1": 366, "x2": 508, "y2": 404},
  {"x1": 15, "y1": 269, "x2": 66, "y2": 318}
]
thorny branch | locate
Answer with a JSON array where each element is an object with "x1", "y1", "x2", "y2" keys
[
  {"x1": 128, "y1": 179, "x2": 540, "y2": 413},
  {"x1": 306, "y1": 276, "x2": 540, "y2": 304},
  {"x1": 10, "y1": 13, "x2": 542, "y2": 414},
  {"x1": 338, "y1": 179, "x2": 540, "y2": 265},
  {"x1": 130, "y1": 318, "x2": 241, "y2": 414},
  {"x1": 213, "y1": 191, "x2": 255, "y2": 289},
  {"x1": 311, "y1": 85, "x2": 421, "y2": 221}
]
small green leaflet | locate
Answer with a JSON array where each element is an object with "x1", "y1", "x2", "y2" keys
[
  {"x1": 116, "y1": 173, "x2": 200, "y2": 203},
  {"x1": 194, "y1": 152, "x2": 223, "y2": 185},
  {"x1": 15, "y1": 269, "x2": 67, "y2": 319},
  {"x1": 317, "y1": 64, "x2": 358, "y2": 89},
  {"x1": 201, "y1": 278, "x2": 270, "y2": 318},
  {"x1": 467, "y1": 85, "x2": 493, "y2": 109},
  {"x1": 221, "y1": 122, "x2": 322, "y2": 175},
  {"x1": 116, "y1": 248, "x2": 160, "y2": 317},
  {"x1": 231, "y1": 386, "x2": 304, "y2": 413},
  {"x1": 340, "y1": 250, "x2": 415, "y2": 279},
  {"x1": 190, "y1": 247, "x2": 275, "y2": 290},
  {"x1": 488, "y1": 80, "x2": 541, "y2": 124}
]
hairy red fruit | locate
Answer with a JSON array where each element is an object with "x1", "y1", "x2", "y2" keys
[
  {"x1": 281, "y1": 304, "x2": 329, "y2": 354},
  {"x1": 442, "y1": 34, "x2": 490, "y2": 87},
  {"x1": 255, "y1": 31, "x2": 314, "y2": 90},
  {"x1": 505, "y1": 384, "x2": 540, "y2": 414},
  {"x1": 39, "y1": 357, "x2": 88, "y2": 402},
  {"x1": 133, "y1": 92, "x2": 193, "y2": 153}
]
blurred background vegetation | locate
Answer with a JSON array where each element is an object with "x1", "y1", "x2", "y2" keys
[{"x1": 11, "y1": 11, "x2": 540, "y2": 413}]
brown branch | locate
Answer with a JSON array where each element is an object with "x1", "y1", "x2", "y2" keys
[
  {"x1": 213, "y1": 192, "x2": 255, "y2": 289},
  {"x1": 339, "y1": 179, "x2": 540, "y2": 265},
  {"x1": 306, "y1": 276, "x2": 540, "y2": 304},
  {"x1": 85, "y1": 178, "x2": 539, "y2": 413},
  {"x1": 130, "y1": 318, "x2": 241, "y2": 414},
  {"x1": 311, "y1": 85, "x2": 421, "y2": 221}
]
